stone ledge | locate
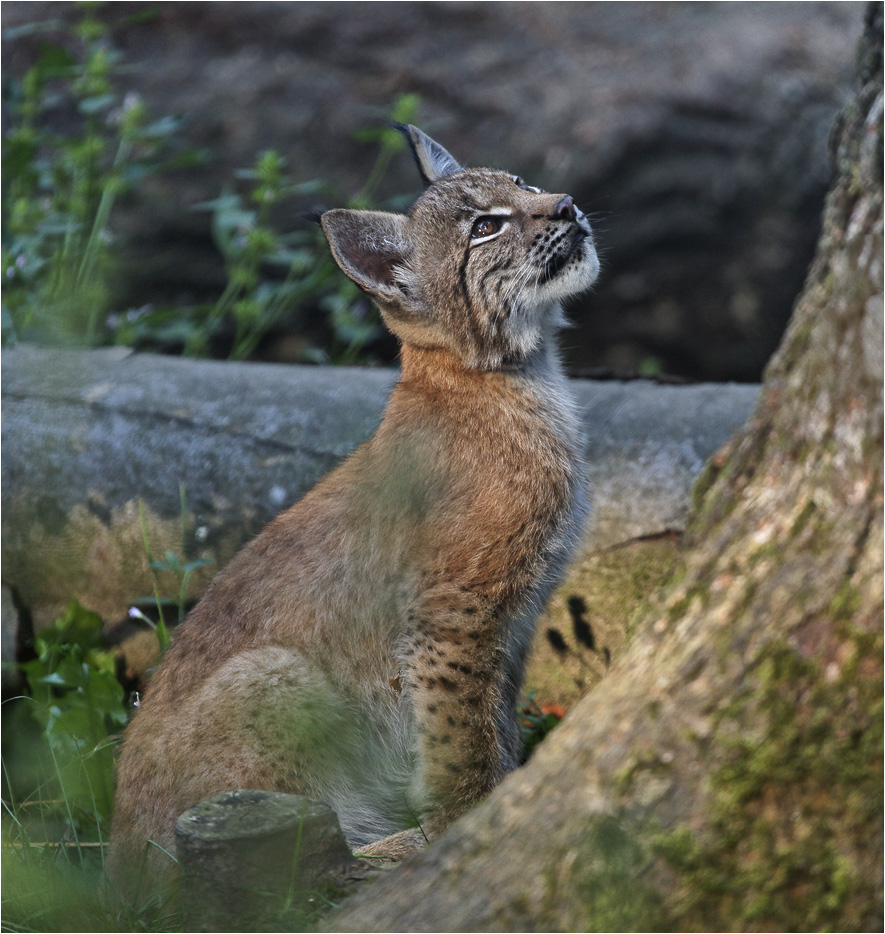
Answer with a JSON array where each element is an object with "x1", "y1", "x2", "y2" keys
[{"x1": 1, "y1": 345, "x2": 758, "y2": 632}]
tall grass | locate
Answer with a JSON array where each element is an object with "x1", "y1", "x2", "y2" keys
[
  {"x1": 1, "y1": 601, "x2": 179, "y2": 931},
  {"x1": 3, "y1": 3, "x2": 420, "y2": 364}
]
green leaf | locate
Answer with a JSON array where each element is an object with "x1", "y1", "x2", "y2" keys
[
  {"x1": 34, "y1": 40, "x2": 77, "y2": 75},
  {"x1": 2, "y1": 21, "x2": 67, "y2": 41},
  {"x1": 77, "y1": 93, "x2": 116, "y2": 115},
  {"x1": 38, "y1": 670, "x2": 75, "y2": 688},
  {"x1": 49, "y1": 704, "x2": 95, "y2": 738},
  {"x1": 47, "y1": 601, "x2": 105, "y2": 652},
  {"x1": 390, "y1": 92, "x2": 422, "y2": 125},
  {"x1": 3, "y1": 130, "x2": 39, "y2": 176},
  {"x1": 155, "y1": 615, "x2": 171, "y2": 653},
  {"x1": 47, "y1": 654, "x2": 88, "y2": 687},
  {"x1": 141, "y1": 115, "x2": 183, "y2": 139},
  {"x1": 183, "y1": 557, "x2": 213, "y2": 573}
]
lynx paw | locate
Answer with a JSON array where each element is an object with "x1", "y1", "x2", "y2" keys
[{"x1": 354, "y1": 827, "x2": 427, "y2": 863}]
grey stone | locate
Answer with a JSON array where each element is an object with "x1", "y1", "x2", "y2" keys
[
  {"x1": 1, "y1": 346, "x2": 758, "y2": 630},
  {"x1": 175, "y1": 790, "x2": 364, "y2": 932},
  {"x1": 570, "y1": 378, "x2": 756, "y2": 546}
]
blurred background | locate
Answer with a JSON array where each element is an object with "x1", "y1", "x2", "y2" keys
[{"x1": 2, "y1": 1, "x2": 866, "y2": 381}]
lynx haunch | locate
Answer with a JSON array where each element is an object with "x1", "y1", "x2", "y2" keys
[{"x1": 109, "y1": 125, "x2": 599, "y2": 887}]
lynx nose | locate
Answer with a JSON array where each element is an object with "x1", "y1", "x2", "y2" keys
[{"x1": 555, "y1": 195, "x2": 577, "y2": 222}]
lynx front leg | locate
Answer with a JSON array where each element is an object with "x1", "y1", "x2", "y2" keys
[{"x1": 400, "y1": 602, "x2": 520, "y2": 836}]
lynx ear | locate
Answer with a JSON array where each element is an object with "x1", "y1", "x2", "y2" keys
[
  {"x1": 320, "y1": 209, "x2": 413, "y2": 308},
  {"x1": 394, "y1": 124, "x2": 462, "y2": 186}
]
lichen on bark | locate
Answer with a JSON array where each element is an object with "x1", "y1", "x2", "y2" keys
[{"x1": 649, "y1": 4, "x2": 884, "y2": 928}]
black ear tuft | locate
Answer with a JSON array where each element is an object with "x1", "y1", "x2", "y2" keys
[
  {"x1": 394, "y1": 124, "x2": 463, "y2": 187},
  {"x1": 299, "y1": 206, "x2": 328, "y2": 226},
  {"x1": 390, "y1": 122, "x2": 431, "y2": 186}
]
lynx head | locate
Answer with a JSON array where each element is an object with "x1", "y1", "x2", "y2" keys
[{"x1": 321, "y1": 125, "x2": 599, "y2": 370}]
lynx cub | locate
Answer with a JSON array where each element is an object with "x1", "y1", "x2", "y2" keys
[{"x1": 109, "y1": 126, "x2": 599, "y2": 887}]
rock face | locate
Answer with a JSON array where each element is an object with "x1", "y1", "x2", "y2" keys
[{"x1": 1, "y1": 1, "x2": 865, "y2": 380}]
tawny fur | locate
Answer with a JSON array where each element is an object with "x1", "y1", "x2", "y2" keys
[{"x1": 108, "y1": 126, "x2": 599, "y2": 892}]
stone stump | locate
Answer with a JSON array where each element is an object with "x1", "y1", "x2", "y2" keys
[{"x1": 175, "y1": 790, "x2": 365, "y2": 932}]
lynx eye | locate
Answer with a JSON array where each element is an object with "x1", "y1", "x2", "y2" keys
[{"x1": 471, "y1": 217, "x2": 503, "y2": 239}]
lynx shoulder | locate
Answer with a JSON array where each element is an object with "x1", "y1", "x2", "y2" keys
[{"x1": 108, "y1": 125, "x2": 599, "y2": 890}]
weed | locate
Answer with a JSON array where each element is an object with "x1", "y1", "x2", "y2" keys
[
  {"x1": 183, "y1": 93, "x2": 423, "y2": 364},
  {"x1": 2, "y1": 3, "x2": 186, "y2": 347},
  {"x1": 188, "y1": 151, "x2": 331, "y2": 360},
  {"x1": 15, "y1": 600, "x2": 127, "y2": 828},
  {"x1": 1, "y1": 596, "x2": 186, "y2": 931},
  {"x1": 518, "y1": 692, "x2": 566, "y2": 762},
  {"x1": 3, "y1": 5, "x2": 419, "y2": 365},
  {"x1": 137, "y1": 486, "x2": 211, "y2": 644}
]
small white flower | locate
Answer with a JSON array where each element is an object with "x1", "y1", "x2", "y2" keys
[{"x1": 128, "y1": 606, "x2": 152, "y2": 625}]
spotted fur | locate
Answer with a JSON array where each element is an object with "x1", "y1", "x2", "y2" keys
[{"x1": 108, "y1": 126, "x2": 599, "y2": 890}]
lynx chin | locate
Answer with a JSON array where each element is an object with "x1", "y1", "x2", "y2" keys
[{"x1": 108, "y1": 125, "x2": 599, "y2": 890}]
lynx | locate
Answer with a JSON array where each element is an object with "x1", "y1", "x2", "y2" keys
[{"x1": 108, "y1": 125, "x2": 599, "y2": 889}]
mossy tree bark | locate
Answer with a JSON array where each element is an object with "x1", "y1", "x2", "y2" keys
[{"x1": 325, "y1": 7, "x2": 883, "y2": 932}]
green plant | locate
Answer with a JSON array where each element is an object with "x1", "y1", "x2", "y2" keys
[
  {"x1": 136, "y1": 487, "x2": 212, "y2": 645},
  {"x1": 0, "y1": 485, "x2": 214, "y2": 931},
  {"x1": 187, "y1": 93, "x2": 423, "y2": 364},
  {"x1": 2, "y1": 3, "x2": 185, "y2": 347},
  {"x1": 15, "y1": 600, "x2": 127, "y2": 831},
  {"x1": 191, "y1": 151, "x2": 332, "y2": 360},
  {"x1": 518, "y1": 691, "x2": 564, "y2": 762},
  {"x1": 2, "y1": 603, "x2": 125, "y2": 930},
  {"x1": 349, "y1": 94, "x2": 422, "y2": 208},
  {"x1": 3, "y1": 0, "x2": 421, "y2": 366},
  {"x1": 1, "y1": 598, "x2": 184, "y2": 932}
]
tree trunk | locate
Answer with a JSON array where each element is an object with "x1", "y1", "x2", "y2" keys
[{"x1": 324, "y1": 7, "x2": 883, "y2": 932}]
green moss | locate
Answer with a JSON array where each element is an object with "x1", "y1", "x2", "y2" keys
[
  {"x1": 828, "y1": 580, "x2": 863, "y2": 620},
  {"x1": 747, "y1": 542, "x2": 780, "y2": 567},
  {"x1": 690, "y1": 458, "x2": 721, "y2": 514},
  {"x1": 665, "y1": 583, "x2": 709, "y2": 626},
  {"x1": 563, "y1": 814, "x2": 668, "y2": 933},
  {"x1": 656, "y1": 636, "x2": 883, "y2": 931},
  {"x1": 611, "y1": 743, "x2": 678, "y2": 807}
]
